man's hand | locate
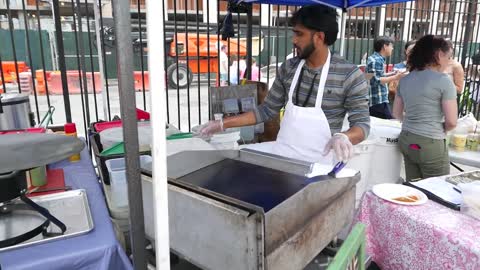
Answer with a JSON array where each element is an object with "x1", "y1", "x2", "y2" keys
[
  {"x1": 395, "y1": 71, "x2": 408, "y2": 80},
  {"x1": 196, "y1": 120, "x2": 224, "y2": 137},
  {"x1": 322, "y1": 133, "x2": 354, "y2": 162}
]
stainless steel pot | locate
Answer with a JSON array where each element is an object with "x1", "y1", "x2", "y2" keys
[
  {"x1": 0, "y1": 93, "x2": 34, "y2": 131},
  {"x1": 0, "y1": 171, "x2": 27, "y2": 203}
]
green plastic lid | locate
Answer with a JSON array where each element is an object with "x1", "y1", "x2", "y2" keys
[{"x1": 100, "y1": 142, "x2": 125, "y2": 156}]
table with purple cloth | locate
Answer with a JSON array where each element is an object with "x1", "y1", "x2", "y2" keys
[
  {"x1": 355, "y1": 191, "x2": 480, "y2": 270},
  {"x1": 0, "y1": 145, "x2": 133, "y2": 270}
]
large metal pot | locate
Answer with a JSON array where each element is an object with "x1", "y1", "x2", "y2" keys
[
  {"x1": 0, "y1": 93, "x2": 34, "y2": 131},
  {"x1": 0, "y1": 171, "x2": 27, "y2": 203}
]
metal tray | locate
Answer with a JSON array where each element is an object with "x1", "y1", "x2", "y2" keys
[
  {"x1": 446, "y1": 170, "x2": 480, "y2": 185},
  {"x1": 0, "y1": 189, "x2": 94, "y2": 252}
]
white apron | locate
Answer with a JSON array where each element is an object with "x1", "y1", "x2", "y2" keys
[{"x1": 246, "y1": 51, "x2": 334, "y2": 164}]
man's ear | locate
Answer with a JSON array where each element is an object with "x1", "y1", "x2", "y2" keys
[
  {"x1": 314, "y1": 31, "x2": 326, "y2": 45},
  {"x1": 434, "y1": 51, "x2": 441, "y2": 63}
]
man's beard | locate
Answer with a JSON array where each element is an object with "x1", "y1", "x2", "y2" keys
[{"x1": 296, "y1": 41, "x2": 315, "y2": 59}]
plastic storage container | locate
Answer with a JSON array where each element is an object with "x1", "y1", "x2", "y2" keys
[
  {"x1": 451, "y1": 133, "x2": 467, "y2": 151},
  {"x1": 19, "y1": 72, "x2": 33, "y2": 94},
  {"x1": 459, "y1": 181, "x2": 480, "y2": 220},
  {"x1": 99, "y1": 121, "x2": 152, "y2": 151},
  {"x1": 466, "y1": 133, "x2": 480, "y2": 151},
  {"x1": 209, "y1": 129, "x2": 241, "y2": 150},
  {"x1": 105, "y1": 155, "x2": 152, "y2": 208}
]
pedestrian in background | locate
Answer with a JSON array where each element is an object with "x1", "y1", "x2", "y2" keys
[
  {"x1": 393, "y1": 35, "x2": 457, "y2": 181},
  {"x1": 389, "y1": 40, "x2": 416, "y2": 110},
  {"x1": 251, "y1": 58, "x2": 260, "y2": 81},
  {"x1": 443, "y1": 40, "x2": 465, "y2": 94},
  {"x1": 367, "y1": 36, "x2": 406, "y2": 119},
  {"x1": 219, "y1": 45, "x2": 229, "y2": 86}
]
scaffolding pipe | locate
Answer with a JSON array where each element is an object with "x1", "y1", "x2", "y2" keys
[{"x1": 52, "y1": 0, "x2": 73, "y2": 122}]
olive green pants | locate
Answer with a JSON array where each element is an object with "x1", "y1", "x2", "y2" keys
[{"x1": 399, "y1": 131, "x2": 450, "y2": 181}]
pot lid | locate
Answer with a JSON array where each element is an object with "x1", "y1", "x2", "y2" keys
[
  {"x1": 0, "y1": 93, "x2": 29, "y2": 103},
  {"x1": 0, "y1": 133, "x2": 85, "y2": 174}
]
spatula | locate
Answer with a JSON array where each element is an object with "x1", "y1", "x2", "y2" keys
[{"x1": 305, "y1": 161, "x2": 347, "y2": 184}]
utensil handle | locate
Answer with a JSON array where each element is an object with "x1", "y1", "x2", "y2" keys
[
  {"x1": 20, "y1": 194, "x2": 67, "y2": 234},
  {"x1": 0, "y1": 170, "x2": 20, "y2": 180},
  {"x1": 328, "y1": 162, "x2": 346, "y2": 177}
]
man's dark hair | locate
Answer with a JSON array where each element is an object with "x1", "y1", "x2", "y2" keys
[
  {"x1": 407, "y1": 35, "x2": 451, "y2": 71},
  {"x1": 289, "y1": 5, "x2": 338, "y2": 46},
  {"x1": 404, "y1": 40, "x2": 416, "y2": 51},
  {"x1": 373, "y1": 36, "x2": 394, "y2": 52}
]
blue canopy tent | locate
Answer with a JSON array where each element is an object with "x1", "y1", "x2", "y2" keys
[
  {"x1": 239, "y1": 0, "x2": 410, "y2": 8},
  {"x1": 237, "y1": 0, "x2": 414, "y2": 57}
]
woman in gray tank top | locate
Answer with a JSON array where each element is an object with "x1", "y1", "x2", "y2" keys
[{"x1": 392, "y1": 35, "x2": 458, "y2": 181}]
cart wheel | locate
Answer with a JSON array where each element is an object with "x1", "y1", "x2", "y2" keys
[{"x1": 167, "y1": 63, "x2": 193, "y2": 89}]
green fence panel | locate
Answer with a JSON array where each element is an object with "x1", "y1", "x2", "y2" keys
[
  {"x1": 0, "y1": 29, "x2": 53, "y2": 71},
  {"x1": 258, "y1": 33, "x2": 294, "y2": 67},
  {"x1": 62, "y1": 31, "x2": 100, "y2": 72}
]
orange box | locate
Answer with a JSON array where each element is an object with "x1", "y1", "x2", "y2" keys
[
  {"x1": 35, "y1": 70, "x2": 53, "y2": 95},
  {"x1": 134, "y1": 71, "x2": 149, "y2": 91},
  {"x1": 1, "y1": 61, "x2": 30, "y2": 83}
]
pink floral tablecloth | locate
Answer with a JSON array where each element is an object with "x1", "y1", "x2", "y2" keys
[{"x1": 355, "y1": 191, "x2": 480, "y2": 270}]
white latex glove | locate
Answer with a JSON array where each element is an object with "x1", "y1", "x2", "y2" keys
[
  {"x1": 196, "y1": 120, "x2": 224, "y2": 137},
  {"x1": 322, "y1": 133, "x2": 354, "y2": 162}
]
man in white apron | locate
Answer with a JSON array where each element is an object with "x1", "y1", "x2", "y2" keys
[{"x1": 198, "y1": 5, "x2": 370, "y2": 164}]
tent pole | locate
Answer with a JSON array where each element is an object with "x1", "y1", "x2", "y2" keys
[
  {"x1": 340, "y1": 9, "x2": 347, "y2": 57},
  {"x1": 146, "y1": 0, "x2": 171, "y2": 268},
  {"x1": 246, "y1": 4, "x2": 253, "y2": 80},
  {"x1": 112, "y1": 0, "x2": 146, "y2": 268}
]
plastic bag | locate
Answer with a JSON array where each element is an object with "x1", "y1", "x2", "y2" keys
[{"x1": 454, "y1": 113, "x2": 477, "y2": 134}]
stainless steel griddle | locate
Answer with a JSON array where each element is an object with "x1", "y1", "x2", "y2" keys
[
  {"x1": 173, "y1": 158, "x2": 311, "y2": 212},
  {"x1": 141, "y1": 149, "x2": 360, "y2": 270}
]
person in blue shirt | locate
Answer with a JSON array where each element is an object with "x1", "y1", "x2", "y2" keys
[
  {"x1": 389, "y1": 40, "x2": 416, "y2": 109},
  {"x1": 393, "y1": 40, "x2": 416, "y2": 71},
  {"x1": 367, "y1": 36, "x2": 406, "y2": 119}
]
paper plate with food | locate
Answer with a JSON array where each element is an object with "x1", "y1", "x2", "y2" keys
[{"x1": 372, "y1": 183, "x2": 428, "y2": 205}]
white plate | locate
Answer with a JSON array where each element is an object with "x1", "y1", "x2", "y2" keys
[{"x1": 372, "y1": 183, "x2": 428, "y2": 206}]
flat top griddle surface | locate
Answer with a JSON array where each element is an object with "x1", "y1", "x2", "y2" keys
[{"x1": 176, "y1": 159, "x2": 309, "y2": 212}]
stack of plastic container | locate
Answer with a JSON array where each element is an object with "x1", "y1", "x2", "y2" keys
[
  {"x1": 19, "y1": 72, "x2": 33, "y2": 95},
  {"x1": 105, "y1": 155, "x2": 152, "y2": 209}
]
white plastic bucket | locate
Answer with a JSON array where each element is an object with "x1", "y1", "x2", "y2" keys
[
  {"x1": 369, "y1": 121, "x2": 403, "y2": 189},
  {"x1": 346, "y1": 135, "x2": 378, "y2": 205}
]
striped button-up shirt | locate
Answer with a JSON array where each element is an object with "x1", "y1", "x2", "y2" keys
[
  {"x1": 253, "y1": 53, "x2": 370, "y2": 137},
  {"x1": 367, "y1": 52, "x2": 389, "y2": 105}
]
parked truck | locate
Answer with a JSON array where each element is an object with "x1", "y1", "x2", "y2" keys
[{"x1": 165, "y1": 33, "x2": 247, "y2": 88}]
